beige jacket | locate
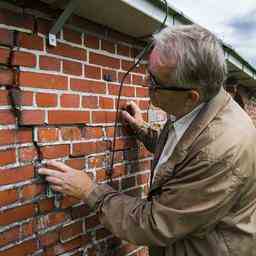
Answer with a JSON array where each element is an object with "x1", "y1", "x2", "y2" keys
[{"x1": 87, "y1": 88, "x2": 256, "y2": 256}]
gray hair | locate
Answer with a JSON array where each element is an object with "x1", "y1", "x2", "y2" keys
[{"x1": 153, "y1": 24, "x2": 227, "y2": 101}]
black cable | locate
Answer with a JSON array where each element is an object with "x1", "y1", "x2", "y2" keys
[
  {"x1": 138, "y1": 0, "x2": 168, "y2": 40},
  {"x1": 108, "y1": 0, "x2": 169, "y2": 183}
]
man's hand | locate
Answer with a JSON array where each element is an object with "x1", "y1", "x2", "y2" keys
[
  {"x1": 38, "y1": 160, "x2": 94, "y2": 200},
  {"x1": 121, "y1": 101, "x2": 144, "y2": 130}
]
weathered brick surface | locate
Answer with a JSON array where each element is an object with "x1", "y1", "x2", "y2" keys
[{"x1": 0, "y1": 3, "x2": 151, "y2": 256}]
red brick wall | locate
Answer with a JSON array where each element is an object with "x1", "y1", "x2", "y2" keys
[{"x1": 0, "y1": 3, "x2": 151, "y2": 255}]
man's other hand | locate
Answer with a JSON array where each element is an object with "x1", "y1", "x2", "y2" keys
[
  {"x1": 121, "y1": 101, "x2": 144, "y2": 130},
  {"x1": 38, "y1": 160, "x2": 94, "y2": 200}
]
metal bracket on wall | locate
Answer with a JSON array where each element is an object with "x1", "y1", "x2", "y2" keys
[{"x1": 48, "y1": 0, "x2": 80, "y2": 46}]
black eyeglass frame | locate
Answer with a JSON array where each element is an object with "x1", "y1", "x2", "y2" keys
[{"x1": 148, "y1": 72, "x2": 192, "y2": 92}]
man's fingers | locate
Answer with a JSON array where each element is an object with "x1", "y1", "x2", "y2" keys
[
  {"x1": 50, "y1": 185, "x2": 63, "y2": 193},
  {"x1": 128, "y1": 101, "x2": 140, "y2": 113},
  {"x1": 38, "y1": 168, "x2": 64, "y2": 178},
  {"x1": 46, "y1": 176, "x2": 63, "y2": 185},
  {"x1": 46, "y1": 160, "x2": 72, "y2": 173},
  {"x1": 121, "y1": 110, "x2": 136, "y2": 124}
]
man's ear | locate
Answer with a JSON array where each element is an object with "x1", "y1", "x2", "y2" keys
[{"x1": 187, "y1": 90, "x2": 200, "y2": 104}]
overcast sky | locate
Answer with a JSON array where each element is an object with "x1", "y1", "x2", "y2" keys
[{"x1": 168, "y1": 0, "x2": 256, "y2": 67}]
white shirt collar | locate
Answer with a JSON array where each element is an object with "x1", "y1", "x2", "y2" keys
[{"x1": 173, "y1": 103, "x2": 205, "y2": 140}]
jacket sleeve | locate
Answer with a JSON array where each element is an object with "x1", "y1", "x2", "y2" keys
[
  {"x1": 86, "y1": 157, "x2": 243, "y2": 246},
  {"x1": 134, "y1": 121, "x2": 160, "y2": 153}
]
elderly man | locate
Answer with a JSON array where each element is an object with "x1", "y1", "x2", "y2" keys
[{"x1": 39, "y1": 25, "x2": 256, "y2": 256}]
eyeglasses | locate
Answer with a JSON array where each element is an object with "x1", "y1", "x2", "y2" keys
[{"x1": 148, "y1": 72, "x2": 192, "y2": 92}]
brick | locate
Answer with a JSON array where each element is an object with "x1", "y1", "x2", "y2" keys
[
  {"x1": 20, "y1": 184, "x2": 44, "y2": 200},
  {"x1": 117, "y1": 44, "x2": 130, "y2": 57},
  {"x1": 97, "y1": 165, "x2": 126, "y2": 182},
  {"x1": 101, "y1": 39, "x2": 115, "y2": 53},
  {"x1": 49, "y1": 236, "x2": 91, "y2": 255},
  {"x1": 19, "y1": 71, "x2": 68, "y2": 90},
  {"x1": 47, "y1": 42, "x2": 86, "y2": 61},
  {"x1": 102, "y1": 68, "x2": 117, "y2": 82},
  {"x1": 37, "y1": 17, "x2": 61, "y2": 37},
  {"x1": 0, "y1": 129, "x2": 14, "y2": 145},
  {"x1": 108, "y1": 84, "x2": 135, "y2": 97},
  {"x1": 61, "y1": 196, "x2": 81, "y2": 209},
  {"x1": 85, "y1": 215, "x2": 100, "y2": 229},
  {"x1": 71, "y1": 204, "x2": 90, "y2": 219},
  {"x1": 11, "y1": 51, "x2": 36, "y2": 67},
  {"x1": 82, "y1": 95, "x2": 98, "y2": 108},
  {"x1": 0, "y1": 47, "x2": 10, "y2": 64},
  {"x1": 0, "y1": 165, "x2": 34, "y2": 185},
  {"x1": 0, "y1": 189, "x2": 18, "y2": 207},
  {"x1": 132, "y1": 74, "x2": 146, "y2": 86},
  {"x1": 72, "y1": 141, "x2": 107, "y2": 156},
  {"x1": 36, "y1": 92, "x2": 58, "y2": 107},
  {"x1": 65, "y1": 158, "x2": 85, "y2": 170},
  {"x1": 139, "y1": 100, "x2": 150, "y2": 110},
  {"x1": 40, "y1": 231, "x2": 59, "y2": 247},
  {"x1": 83, "y1": 127, "x2": 103, "y2": 139},
  {"x1": 38, "y1": 198, "x2": 54, "y2": 213},
  {"x1": 60, "y1": 94, "x2": 80, "y2": 108},
  {"x1": 38, "y1": 127, "x2": 59, "y2": 143},
  {"x1": 39, "y1": 56, "x2": 61, "y2": 71},
  {"x1": 0, "y1": 148, "x2": 16, "y2": 166},
  {"x1": 17, "y1": 32, "x2": 44, "y2": 51},
  {"x1": 63, "y1": 28, "x2": 82, "y2": 45},
  {"x1": 20, "y1": 110, "x2": 45, "y2": 125},
  {"x1": 60, "y1": 221, "x2": 83, "y2": 241},
  {"x1": 0, "y1": 28, "x2": 13, "y2": 46},
  {"x1": 121, "y1": 60, "x2": 146, "y2": 74},
  {"x1": 19, "y1": 146, "x2": 37, "y2": 162},
  {"x1": 36, "y1": 212, "x2": 66, "y2": 230},
  {"x1": 0, "y1": 226, "x2": 19, "y2": 247},
  {"x1": 48, "y1": 110, "x2": 90, "y2": 125},
  {"x1": 99, "y1": 96, "x2": 114, "y2": 109},
  {"x1": 0, "y1": 69, "x2": 14, "y2": 85},
  {"x1": 61, "y1": 127, "x2": 81, "y2": 141},
  {"x1": 41, "y1": 144, "x2": 70, "y2": 159},
  {"x1": 92, "y1": 111, "x2": 116, "y2": 123},
  {"x1": 105, "y1": 126, "x2": 123, "y2": 138},
  {"x1": 115, "y1": 138, "x2": 138, "y2": 150},
  {"x1": 71, "y1": 78, "x2": 106, "y2": 94},
  {"x1": 85, "y1": 35, "x2": 99, "y2": 49},
  {"x1": 63, "y1": 60, "x2": 83, "y2": 76},
  {"x1": 121, "y1": 176, "x2": 136, "y2": 190},
  {"x1": 84, "y1": 65, "x2": 101, "y2": 80},
  {"x1": 17, "y1": 129, "x2": 33, "y2": 143},
  {"x1": 0, "y1": 203, "x2": 35, "y2": 226},
  {"x1": 118, "y1": 71, "x2": 131, "y2": 84},
  {"x1": 0, "y1": 239, "x2": 37, "y2": 256},
  {"x1": 20, "y1": 91, "x2": 33, "y2": 106},
  {"x1": 89, "y1": 52, "x2": 120, "y2": 69},
  {"x1": 137, "y1": 173, "x2": 150, "y2": 185},
  {"x1": 20, "y1": 221, "x2": 33, "y2": 238},
  {"x1": 136, "y1": 87, "x2": 149, "y2": 97},
  {"x1": 0, "y1": 7, "x2": 34, "y2": 30},
  {"x1": 0, "y1": 90, "x2": 9, "y2": 105}
]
